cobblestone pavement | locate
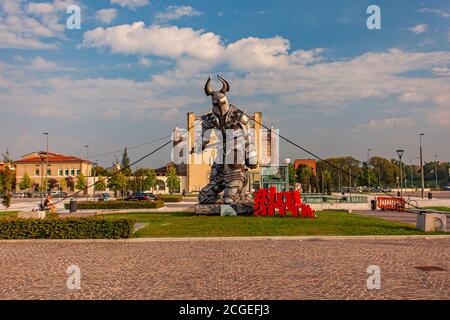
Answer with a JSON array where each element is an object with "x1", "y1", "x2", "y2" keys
[{"x1": 0, "y1": 237, "x2": 449, "y2": 300}]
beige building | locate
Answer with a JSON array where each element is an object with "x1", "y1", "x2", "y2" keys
[{"x1": 14, "y1": 152, "x2": 92, "y2": 193}]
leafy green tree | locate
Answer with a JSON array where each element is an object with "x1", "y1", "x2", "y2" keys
[
  {"x1": 48, "y1": 178, "x2": 59, "y2": 191},
  {"x1": 2, "y1": 193, "x2": 11, "y2": 209},
  {"x1": 95, "y1": 175, "x2": 107, "y2": 191},
  {"x1": 166, "y1": 166, "x2": 180, "y2": 194},
  {"x1": 108, "y1": 172, "x2": 127, "y2": 197},
  {"x1": 296, "y1": 165, "x2": 315, "y2": 193},
  {"x1": 143, "y1": 169, "x2": 157, "y2": 191},
  {"x1": 288, "y1": 163, "x2": 296, "y2": 186},
  {"x1": 19, "y1": 172, "x2": 32, "y2": 191},
  {"x1": 76, "y1": 173, "x2": 87, "y2": 192},
  {"x1": 59, "y1": 177, "x2": 67, "y2": 191},
  {"x1": 65, "y1": 176, "x2": 75, "y2": 191},
  {"x1": 121, "y1": 147, "x2": 132, "y2": 176}
]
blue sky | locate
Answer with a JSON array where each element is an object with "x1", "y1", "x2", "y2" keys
[{"x1": 0, "y1": 0, "x2": 449, "y2": 168}]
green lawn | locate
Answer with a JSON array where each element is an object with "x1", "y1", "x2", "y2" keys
[
  {"x1": 0, "y1": 211, "x2": 18, "y2": 217},
  {"x1": 425, "y1": 207, "x2": 450, "y2": 212},
  {"x1": 98, "y1": 211, "x2": 431, "y2": 238}
]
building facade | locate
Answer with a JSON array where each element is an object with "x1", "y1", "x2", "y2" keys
[{"x1": 14, "y1": 152, "x2": 92, "y2": 193}]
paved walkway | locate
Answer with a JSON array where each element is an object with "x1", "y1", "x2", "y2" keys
[{"x1": 0, "y1": 237, "x2": 448, "y2": 300}]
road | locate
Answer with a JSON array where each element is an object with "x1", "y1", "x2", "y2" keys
[{"x1": 0, "y1": 237, "x2": 448, "y2": 300}]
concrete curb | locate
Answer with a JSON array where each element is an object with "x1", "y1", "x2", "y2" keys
[{"x1": 1, "y1": 234, "x2": 449, "y2": 243}]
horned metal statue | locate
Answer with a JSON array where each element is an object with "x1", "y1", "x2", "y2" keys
[{"x1": 195, "y1": 75, "x2": 258, "y2": 204}]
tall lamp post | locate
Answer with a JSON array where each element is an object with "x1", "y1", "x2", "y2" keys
[
  {"x1": 410, "y1": 157, "x2": 420, "y2": 191},
  {"x1": 434, "y1": 155, "x2": 439, "y2": 189},
  {"x1": 84, "y1": 145, "x2": 89, "y2": 201},
  {"x1": 396, "y1": 150, "x2": 405, "y2": 198},
  {"x1": 419, "y1": 133, "x2": 425, "y2": 198},
  {"x1": 367, "y1": 149, "x2": 372, "y2": 196},
  {"x1": 43, "y1": 132, "x2": 49, "y2": 195},
  {"x1": 38, "y1": 152, "x2": 46, "y2": 209},
  {"x1": 93, "y1": 161, "x2": 98, "y2": 202}
]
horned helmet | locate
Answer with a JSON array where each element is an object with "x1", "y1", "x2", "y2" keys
[{"x1": 204, "y1": 75, "x2": 230, "y2": 116}]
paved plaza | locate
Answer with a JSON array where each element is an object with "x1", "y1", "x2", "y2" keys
[{"x1": 0, "y1": 236, "x2": 449, "y2": 300}]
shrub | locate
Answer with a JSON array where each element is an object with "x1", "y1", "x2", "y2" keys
[
  {"x1": 64, "y1": 200, "x2": 165, "y2": 210},
  {"x1": 157, "y1": 194, "x2": 182, "y2": 202},
  {"x1": 2, "y1": 194, "x2": 11, "y2": 209},
  {"x1": 0, "y1": 217, "x2": 135, "y2": 239}
]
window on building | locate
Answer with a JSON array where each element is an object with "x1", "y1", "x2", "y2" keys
[
  {"x1": 64, "y1": 169, "x2": 69, "y2": 176},
  {"x1": 70, "y1": 169, "x2": 75, "y2": 176},
  {"x1": 35, "y1": 169, "x2": 39, "y2": 176},
  {"x1": 47, "y1": 169, "x2": 51, "y2": 176},
  {"x1": 76, "y1": 169, "x2": 81, "y2": 176},
  {"x1": 58, "y1": 169, "x2": 63, "y2": 176}
]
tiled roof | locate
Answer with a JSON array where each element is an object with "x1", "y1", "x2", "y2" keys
[{"x1": 15, "y1": 152, "x2": 91, "y2": 164}]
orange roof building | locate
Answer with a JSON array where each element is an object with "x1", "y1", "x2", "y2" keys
[{"x1": 293, "y1": 159, "x2": 317, "y2": 175}]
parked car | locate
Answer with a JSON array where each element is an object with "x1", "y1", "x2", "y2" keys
[
  {"x1": 125, "y1": 192, "x2": 156, "y2": 201},
  {"x1": 444, "y1": 186, "x2": 450, "y2": 191}
]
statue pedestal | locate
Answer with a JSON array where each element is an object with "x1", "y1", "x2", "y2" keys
[{"x1": 194, "y1": 203, "x2": 254, "y2": 216}]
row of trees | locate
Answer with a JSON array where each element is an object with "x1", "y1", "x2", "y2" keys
[{"x1": 289, "y1": 156, "x2": 450, "y2": 194}]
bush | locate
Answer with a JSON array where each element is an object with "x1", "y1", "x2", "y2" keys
[
  {"x1": 2, "y1": 194, "x2": 11, "y2": 209},
  {"x1": 157, "y1": 194, "x2": 182, "y2": 202},
  {"x1": 0, "y1": 217, "x2": 135, "y2": 239},
  {"x1": 64, "y1": 200, "x2": 165, "y2": 210}
]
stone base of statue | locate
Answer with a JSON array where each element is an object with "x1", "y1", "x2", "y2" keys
[{"x1": 194, "y1": 202, "x2": 254, "y2": 216}]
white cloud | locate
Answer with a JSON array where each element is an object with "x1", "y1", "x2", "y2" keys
[
  {"x1": 0, "y1": 0, "x2": 76, "y2": 50},
  {"x1": 27, "y1": 56, "x2": 60, "y2": 70},
  {"x1": 419, "y1": 8, "x2": 450, "y2": 18},
  {"x1": 409, "y1": 24, "x2": 428, "y2": 34},
  {"x1": 82, "y1": 22, "x2": 224, "y2": 61},
  {"x1": 95, "y1": 8, "x2": 117, "y2": 24},
  {"x1": 356, "y1": 117, "x2": 415, "y2": 130},
  {"x1": 155, "y1": 5, "x2": 203, "y2": 23},
  {"x1": 110, "y1": 0, "x2": 148, "y2": 10},
  {"x1": 82, "y1": 23, "x2": 324, "y2": 72}
]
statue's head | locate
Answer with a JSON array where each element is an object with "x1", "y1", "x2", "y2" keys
[{"x1": 204, "y1": 75, "x2": 230, "y2": 116}]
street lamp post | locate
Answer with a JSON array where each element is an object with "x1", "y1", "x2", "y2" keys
[
  {"x1": 367, "y1": 149, "x2": 372, "y2": 196},
  {"x1": 93, "y1": 161, "x2": 98, "y2": 202},
  {"x1": 419, "y1": 133, "x2": 425, "y2": 198},
  {"x1": 410, "y1": 157, "x2": 420, "y2": 191},
  {"x1": 396, "y1": 150, "x2": 405, "y2": 198},
  {"x1": 435, "y1": 155, "x2": 439, "y2": 189},
  {"x1": 43, "y1": 133, "x2": 49, "y2": 195},
  {"x1": 84, "y1": 145, "x2": 89, "y2": 201},
  {"x1": 39, "y1": 152, "x2": 46, "y2": 210}
]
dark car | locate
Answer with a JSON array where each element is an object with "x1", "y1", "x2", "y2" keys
[{"x1": 125, "y1": 192, "x2": 156, "y2": 201}]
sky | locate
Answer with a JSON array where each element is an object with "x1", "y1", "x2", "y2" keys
[{"x1": 0, "y1": 0, "x2": 449, "y2": 169}]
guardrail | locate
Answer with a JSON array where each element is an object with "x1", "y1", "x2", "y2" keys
[{"x1": 302, "y1": 194, "x2": 368, "y2": 204}]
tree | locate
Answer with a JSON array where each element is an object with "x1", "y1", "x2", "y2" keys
[
  {"x1": 143, "y1": 169, "x2": 157, "y2": 191},
  {"x1": 95, "y1": 175, "x2": 107, "y2": 191},
  {"x1": 19, "y1": 172, "x2": 32, "y2": 191},
  {"x1": 121, "y1": 147, "x2": 132, "y2": 176},
  {"x1": 1, "y1": 167, "x2": 14, "y2": 209},
  {"x1": 288, "y1": 163, "x2": 296, "y2": 186},
  {"x1": 76, "y1": 173, "x2": 87, "y2": 192},
  {"x1": 59, "y1": 178, "x2": 67, "y2": 191},
  {"x1": 166, "y1": 166, "x2": 180, "y2": 194},
  {"x1": 296, "y1": 164, "x2": 315, "y2": 193},
  {"x1": 95, "y1": 166, "x2": 112, "y2": 177},
  {"x1": 65, "y1": 176, "x2": 75, "y2": 191},
  {"x1": 108, "y1": 172, "x2": 127, "y2": 197},
  {"x1": 48, "y1": 178, "x2": 59, "y2": 191}
]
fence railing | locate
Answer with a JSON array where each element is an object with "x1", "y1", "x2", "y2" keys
[{"x1": 301, "y1": 194, "x2": 368, "y2": 204}]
